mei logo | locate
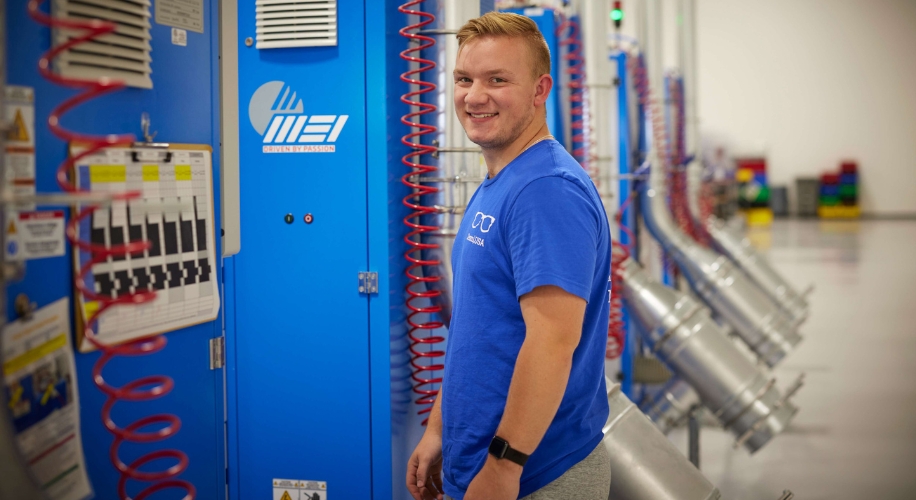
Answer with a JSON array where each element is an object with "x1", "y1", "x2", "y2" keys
[{"x1": 248, "y1": 81, "x2": 348, "y2": 153}]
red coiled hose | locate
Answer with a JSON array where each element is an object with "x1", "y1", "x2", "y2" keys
[
  {"x1": 629, "y1": 54, "x2": 684, "y2": 278},
  {"x1": 27, "y1": 2, "x2": 194, "y2": 498},
  {"x1": 555, "y1": 17, "x2": 625, "y2": 358},
  {"x1": 557, "y1": 18, "x2": 599, "y2": 183},
  {"x1": 607, "y1": 239, "x2": 631, "y2": 360},
  {"x1": 666, "y1": 77, "x2": 704, "y2": 244},
  {"x1": 398, "y1": 0, "x2": 445, "y2": 426}
]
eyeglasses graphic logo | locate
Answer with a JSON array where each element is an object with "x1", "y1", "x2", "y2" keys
[
  {"x1": 249, "y1": 81, "x2": 348, "y2": 153},
  {"x1": 472, "y1": 212, "x2": 495, "y2": 233}
]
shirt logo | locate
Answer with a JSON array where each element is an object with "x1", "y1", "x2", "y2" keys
[
  {"x1": 471, "y1": 212, "x2": 495, "y2": 233},
  {"x1": 248, "y1": 81, "x2": 349, "y2": 153}
]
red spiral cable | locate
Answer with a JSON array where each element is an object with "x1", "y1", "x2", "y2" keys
[
  {"x1": 398, "y1": 0, "x2": 445, "y2": 426},
  {"x1": 628, "y1": 54, "x2": 683, "y2": 277},
  {"x1": 606, "y1": 239, "x2": 630, "y2": 360},
  {"x1": 666, "y1": 77, "x2": 702, "y2": 244},
  {"x1": 27, "y1": 2, "x2": 195, "y2": 498},
  {"x1": 557, "y1": 19, "x2": 599, "y2": 183},
  {"x1": 606, "y1": 184, "x2": 635, "y2": 359},
  {"x1": 554, "y1": 18, "x2": 624, "y2": 358}
]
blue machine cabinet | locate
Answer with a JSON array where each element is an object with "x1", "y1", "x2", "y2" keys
[
  {"x1": 227, "y1": 1, "x2": 382, "y2": 498},
  {"x1": 4, "y1": 0, "x2": 226, "y2": 498}
]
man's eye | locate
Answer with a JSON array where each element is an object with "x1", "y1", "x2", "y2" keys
[
  {"x1": 491, "y1": 77, "x2": 506, "y2": 83},
  {"x1": 456, "y1": 77, "x2": 471, "y2": 83}
]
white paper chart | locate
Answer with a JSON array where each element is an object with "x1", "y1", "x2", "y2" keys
[{"x1": 72, "y1": 146, "x2": 220, "y2": 351}]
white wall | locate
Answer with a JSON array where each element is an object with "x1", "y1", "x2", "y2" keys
[{"x1": 695, "y1": 0, "x2": 916, "y2": 215}]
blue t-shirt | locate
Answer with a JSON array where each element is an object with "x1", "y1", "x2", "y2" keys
[{"x1": 441, "y1": 139, "x2": 611, "y2": 499}]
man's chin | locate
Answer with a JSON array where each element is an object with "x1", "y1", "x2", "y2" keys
[{"x1": 465, "y1": 132, "x2": 505, "y2": 150}]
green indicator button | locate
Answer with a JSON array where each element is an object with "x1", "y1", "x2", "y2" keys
[{"x1": 284, "y1": 213, "x2": 294, "y2": 224}]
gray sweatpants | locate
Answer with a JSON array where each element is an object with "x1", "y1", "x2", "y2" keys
[{"x1": 446, "y1": 441, "x2": 611, "y2": 500}]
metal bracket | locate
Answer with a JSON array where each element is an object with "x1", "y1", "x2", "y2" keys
[
  {"x1": 358, "y1": 272, "x2": 379, "y2": 295},
  {"x1": 688, "y1": 404, "x2": 702, "y2": 469},
  {"x1": 209, "y1": 337, "x2": 225, "y2": 370}
]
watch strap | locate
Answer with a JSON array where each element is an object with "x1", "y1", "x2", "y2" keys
[
  {"x1": 502, "y1": 446, "x2": 529, "y2": 467},
  {"x1": 489, "y1": 436, "x2": 529, "y2": 467}
]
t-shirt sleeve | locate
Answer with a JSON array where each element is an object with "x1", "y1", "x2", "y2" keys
[{"x1": 505, "y1": 176, "x2": 602, "y2": 301}]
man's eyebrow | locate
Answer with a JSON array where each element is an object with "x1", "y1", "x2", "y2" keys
[{"x1": 452, "y1": 69, "x2": 514, "y2": 77}]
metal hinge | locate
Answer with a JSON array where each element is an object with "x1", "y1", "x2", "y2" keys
[
  {"x1": 358, "y1": 272, "x2": 379, "y2": 295},
  {"x1": 209, "y1": 337, "x2": 225, "y2": 369}
]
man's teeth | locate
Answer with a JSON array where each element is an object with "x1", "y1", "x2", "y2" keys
[{"x1": 470, "y1": 113, "x2": 496, "y2": 118}]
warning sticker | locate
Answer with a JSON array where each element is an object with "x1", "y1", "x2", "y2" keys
[
  {"x1": 5, "y1": 86, "x2": 34, "y2": 149},
  {"x1": 273, "y1": 478, "x2": 328, "y2": 500},
  {"x1": 4, "y1": 86, "x2": 36, "y2": 211},
  {"x1": 5, "y1": 210, "x2": 66, "y2": 261}
]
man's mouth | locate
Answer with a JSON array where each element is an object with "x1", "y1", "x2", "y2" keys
[{"x1": 468, "y1": 112, "x2": 497, "y2": 119}]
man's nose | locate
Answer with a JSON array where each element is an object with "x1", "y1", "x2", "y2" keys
[{"x1": 464, "y1": 81, "x2": 488, "y2": 107}]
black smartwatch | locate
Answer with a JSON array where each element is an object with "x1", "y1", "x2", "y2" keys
[{"x1": 488, "y1": 436, "x2": 529, "y2": 466}]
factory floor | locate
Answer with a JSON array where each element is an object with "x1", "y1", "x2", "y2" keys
[{"x1": 668, "y1": 218, "x2": 916, "y2": 500}]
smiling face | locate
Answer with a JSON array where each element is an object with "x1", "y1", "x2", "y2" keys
[{"x1": 453, "y1": 36, "x2": 551, "y2": 154}]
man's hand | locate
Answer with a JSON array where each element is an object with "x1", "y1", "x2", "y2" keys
[
  {"x1": 407, "y1": 432, "x2": 445, "y2": 500},
  {"x1": 464, "y1": 457, "x2": 522, "y2": 500}
]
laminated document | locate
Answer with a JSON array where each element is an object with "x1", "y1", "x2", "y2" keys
[{"x1": 2, "y1": 297, "x2": 93, "y2": 500}]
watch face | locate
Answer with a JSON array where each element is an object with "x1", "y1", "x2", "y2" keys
[{"x1": 489, "y1": 437, "x2": 509, "y2": 458}]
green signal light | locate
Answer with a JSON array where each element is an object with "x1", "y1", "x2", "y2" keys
[{"x1": 611, "y1": 9, "x2": 624, "y2": 22}]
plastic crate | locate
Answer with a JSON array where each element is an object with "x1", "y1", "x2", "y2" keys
[{"x1": 795, "y1": 178, "x2": 820, "y2": 217}]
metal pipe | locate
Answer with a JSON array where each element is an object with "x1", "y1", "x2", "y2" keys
[
  {"x1": 639, "y1": 177, "x2": 802, "y2": 367},
  {"x1": 675, "y1": 0, "x2": 810, "y2": 325},
  {"x1": 641, "y1": 376, "x2": 700, "y2": 434},
  {"x1": 678, "y1": 0, "x2": 705, "y2": 237},
  {"x1": 705, "y1": 218, "x2": 810, "y2": 325},
  {"x1": 621, "y1": 258, "x2": 801, "y2": 453},
  {"x1": 604, "y1": 382, "x2": 721, "y2": 500},
  {"x1": 639, "y1": 0, "x2": 800, "y2": 368}
]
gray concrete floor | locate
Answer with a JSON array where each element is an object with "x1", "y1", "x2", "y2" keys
[{"x1": 668, "y1": 219, "x2": 916, "y2": 499}]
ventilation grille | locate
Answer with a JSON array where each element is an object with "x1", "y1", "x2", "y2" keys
[
  {"x1": 255, "y1": 0, "x2": 337, "y2": 49},
  {"x1": 51, "y1": 0, "x2": 153, "y2": 89}
]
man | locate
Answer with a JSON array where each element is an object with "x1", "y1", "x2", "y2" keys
[{"x1": 407, "y1": 12, "x2": 612, "y2": 500}]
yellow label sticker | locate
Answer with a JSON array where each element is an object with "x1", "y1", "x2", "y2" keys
[
  {"x1": 142, "y1": 165, "x2": 160, "y2": 181},
  {"x1": 175, "y1": 165, "x2": 192, "y2": 181},
  {"x1": 280, "y1": 492, "x2": 292, "y2": 500},
  {"x1": 90, "y1": 165, "x2": 127, "y2": 183},
  {"x1": 84, "y1": 301, "x2": 99, "y2": 319},
  {"x1": 2, "y1": 334, "x2": 67, "y2": 376},
  {"x1": 7, "y1": 221, "x2": 16, "y2": 235}
]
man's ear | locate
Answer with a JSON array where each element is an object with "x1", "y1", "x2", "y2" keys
[{"x1": 534, "y1": 74, "x2": 553, "y2": 107}]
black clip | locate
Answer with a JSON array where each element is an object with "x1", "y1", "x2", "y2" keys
[{"x1": 131, "y1": 150, "x2": 172, "y2": 163}]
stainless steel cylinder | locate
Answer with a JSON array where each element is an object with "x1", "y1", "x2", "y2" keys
[
  {"x1": 706, "y1": 217, "x2": 809, "y2": 326},
  {"x1": 604, "y1": 382, "x2": 721, "y2": 500},
  {"x1": 621, "y1": 258, "x2": 801, "y2": 453},
  {"x1": 640, "y1": 376, "x2": 699, "y2": 434},
  {"x1": 641, "y1": 184, "x2": 802, "y2": 367}
]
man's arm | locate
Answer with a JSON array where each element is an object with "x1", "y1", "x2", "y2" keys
[
  {"x1": 464, "y1": 285, "x2": 585, "y2": 500},
  {"x1": 407, "y1": 388, "x2": 445, "y2": 500}
]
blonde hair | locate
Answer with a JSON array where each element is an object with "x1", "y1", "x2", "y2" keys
[{"x1": 456, "y1": 12, "x2": 551, "y2": 78}]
